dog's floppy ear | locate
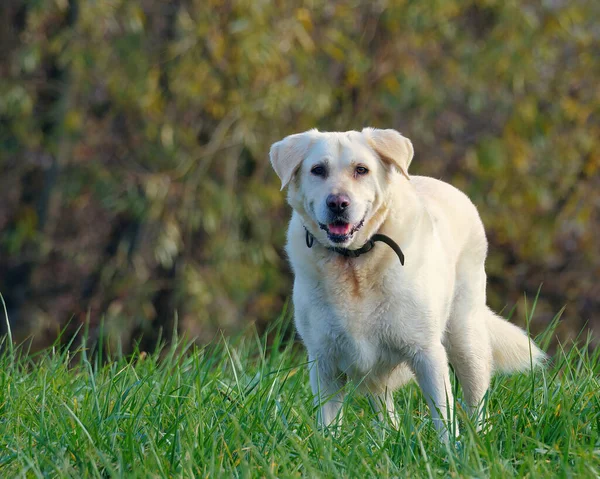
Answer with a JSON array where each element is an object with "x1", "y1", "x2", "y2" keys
[
  {"x1": 270, "y1": 129, "x2": 319, "y2": 190},
  {"x1": 362, "y1": 128, "x2": 414, "y2": 180}
]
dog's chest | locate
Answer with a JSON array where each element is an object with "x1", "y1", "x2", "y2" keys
[
  {"x1": 316, "y1": 270, "x2": 417, "y2": 377},
  {"x1": 294, "y1": 252, "x2": 437, "y2": 378},
  {"x1": 326, "y1": 302, "x2": 411, "y2": 379}
]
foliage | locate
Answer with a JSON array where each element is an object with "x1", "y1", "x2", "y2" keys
[
  {"x1": 1, "y1": 311, "x2": 600, "y2": 477},
  {"x1": 0, "y1": 0, "x2": 599, "y2": 348}
]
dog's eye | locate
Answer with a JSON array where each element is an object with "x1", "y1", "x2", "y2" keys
[
  {"x1": 311, "y1": 165, "x2": 326, "y2": 176},
  {"x1": 355, "y1": 166, "x2": 369, "y2": 176}
]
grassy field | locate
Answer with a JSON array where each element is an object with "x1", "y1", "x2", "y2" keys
[{"x1": 1, "y1": 308, "x2": 599, "y2": 478}]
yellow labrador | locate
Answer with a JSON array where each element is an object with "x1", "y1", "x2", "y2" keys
[{"x1": 270, "y1": 128, "x2": 545, "y2": 440}]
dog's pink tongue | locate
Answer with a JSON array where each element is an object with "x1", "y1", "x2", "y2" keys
[{"x1": 328, "y1": 223, "x2": 351, "y2": 235}]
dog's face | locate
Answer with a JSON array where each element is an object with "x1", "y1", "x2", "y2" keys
[{"x1": 270, "y1": 128, "x2": 414, "y2": 248}]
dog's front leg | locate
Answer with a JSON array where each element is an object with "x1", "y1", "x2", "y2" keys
[
  {"x1": 308, "y1": 354, "x2": 345, "y2": 429},
  {"x1": 410, "y1": 344, "x2": 457, "y2": 442}
]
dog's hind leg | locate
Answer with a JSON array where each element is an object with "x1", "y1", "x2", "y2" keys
[
  {"x1": 446, "y1": 317, "x2": 492, "y2": 430},
  {"x1": 309, "y1": 355, "x2": 345, "y2": 429},
  {"x1": 410, "y1": 344, "x2": 457, "y2": 442},
  {"x1": 368, "y1": 388, "x2": 399, "y2": 429},
  {"x1": 446, "y1": 267, "x2": 493, "y2": 430},
  {"x1": 364, "y1": 364, "x2": 413, "y2": 429}
]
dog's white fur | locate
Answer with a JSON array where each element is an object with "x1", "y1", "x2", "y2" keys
[{"x1": 270, "y1": 128, "x2": 545, "y2": 440}]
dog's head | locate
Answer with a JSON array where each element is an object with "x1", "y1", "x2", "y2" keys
[{"x1": 270, "y1": 128, "x2": 413, "y2": 248}]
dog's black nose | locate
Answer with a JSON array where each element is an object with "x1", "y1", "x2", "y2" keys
[{"x1": 326, "y1": 194, "x2": 351, "y2": 213}]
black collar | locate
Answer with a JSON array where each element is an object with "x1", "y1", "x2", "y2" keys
[{"x1": 304, "y1": 227, "x2": 405, "y2": 265}]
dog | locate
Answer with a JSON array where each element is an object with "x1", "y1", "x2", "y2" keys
[{"x1": 270, "y1": 128, "x2": 545, "y2": 441}]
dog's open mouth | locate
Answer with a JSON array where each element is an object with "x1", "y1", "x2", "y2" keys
[{"x1": 319, "y1": 218, "x2": 365, "y2": 243}]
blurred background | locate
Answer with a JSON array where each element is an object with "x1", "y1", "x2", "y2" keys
[{"x1": 1, "y1": 0, "x2": 598, "y2": 353}]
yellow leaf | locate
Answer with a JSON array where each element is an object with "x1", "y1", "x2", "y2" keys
[
  {"x1": 324, "y1": 43, "x2": 344, "y2": 62},
  {"x1": 383, "y1": 74, "x2": 401, "y2": 93},
  {"x1": 64, "y1": 110, "x2": 82, "y2": 133},
  {"x1": 295, "y1": 8, "x2": 313, "y2": 32}
]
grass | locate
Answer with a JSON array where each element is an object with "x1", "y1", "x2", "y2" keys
[{"x1": 1, "y1": 310, "x2": 599, "y2": 478}]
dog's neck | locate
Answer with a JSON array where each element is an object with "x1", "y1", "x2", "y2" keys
[
  {"x1": 304, "y1": 225, "x2": 405, "y2": 264},
  {"x1": 382, "y1": 184, "x2": 426, "y2": 242}
]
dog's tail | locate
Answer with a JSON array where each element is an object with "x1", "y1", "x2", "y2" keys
[{"x1": 485, "y1": 307, "x2": 546, "y2": 373}]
